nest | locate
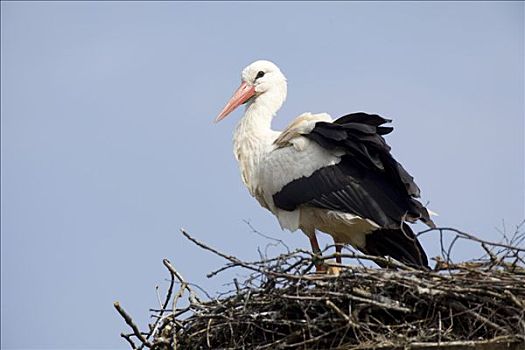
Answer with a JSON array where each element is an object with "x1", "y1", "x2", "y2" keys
[{"x1": 115, "y1": 225, "x2": 525, "y2": 349}]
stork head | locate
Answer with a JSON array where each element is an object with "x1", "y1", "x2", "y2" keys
[{"x1": 215, "y1": 60, "x2": 287, "y2": 122}]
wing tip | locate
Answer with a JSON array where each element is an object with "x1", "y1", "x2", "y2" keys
[{"x1": 364, "y1": 224, "x2": 429, "y2": 269}]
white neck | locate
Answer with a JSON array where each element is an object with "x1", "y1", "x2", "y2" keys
[
  {"x1": 233, "y1": 94, "x2": 282, "y2": 196},
  {"x1": 236, "y1": 101, "x2": 274, "y2": 137}
]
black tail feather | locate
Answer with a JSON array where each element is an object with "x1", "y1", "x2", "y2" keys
[{"x1": 363, "y1": 224, "x2": 429, "y2": 269}]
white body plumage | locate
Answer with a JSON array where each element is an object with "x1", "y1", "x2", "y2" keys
[{"x1": 215, "y1": 60, "x2": 434, "y2": 269}]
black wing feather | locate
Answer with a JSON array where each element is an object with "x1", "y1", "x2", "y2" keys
[
  {"x1": 365, "y1": 224, "x2": 429, "y2": 269},
  {"x1": 273, "y1": 112, "x2": 435, "y2": 229},
  {"x1": 274, "y1": 157, "x2": 420, "y2": 228},
  {"x1": 334, "y1": 112, "x2": 391, "y2": 126},
  {"x1": 272, "y1": 112, "x2": 434, "y2": 269}
]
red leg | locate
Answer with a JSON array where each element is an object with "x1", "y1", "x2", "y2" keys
[
  {"x1": 309, "y1": 235, "x2": 321, "y2": 255},
  {"x1": 309, "y1": 235, "x2": 326, "y2": 272},
  {"x1": 335, "y1": 243, "x2": 343, "y2": 264}
]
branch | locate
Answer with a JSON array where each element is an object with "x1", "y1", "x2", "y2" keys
[
  {"x1": 114, "y1": 302, "x2": 152, "y2": 348},
  {"x1": 418, "y1": 227, "x2": 525, "y2": 252}
]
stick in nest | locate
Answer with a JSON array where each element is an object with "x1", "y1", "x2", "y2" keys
[{"x1": 115, "y1": 226, "x2": 525, "y2": 349}]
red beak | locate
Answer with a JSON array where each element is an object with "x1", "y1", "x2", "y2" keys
[{"x1": 214, "y1": 81, "x2": 255, "y2": 123}]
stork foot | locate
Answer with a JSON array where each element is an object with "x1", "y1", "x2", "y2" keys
[
  {"x1": 314, "y1": 263, "x2": 341, "y2": 276},
  {"x1": 326, "y1": 265, "x2": 341, "y2": 276}
]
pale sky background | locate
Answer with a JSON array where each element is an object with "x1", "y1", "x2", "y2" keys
[{"x1": 1, "y1": 1, "x2": 523, "y2": 348}]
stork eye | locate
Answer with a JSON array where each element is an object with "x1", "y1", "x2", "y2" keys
[{"x1": 255, "y1": 71, "x2": 265, "y2": 80}]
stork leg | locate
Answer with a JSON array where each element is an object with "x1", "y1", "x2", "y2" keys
[
  {"x1": 335, "y1": 242, "x2": 343, "y2": 264},
  {"x1": 320, "y1": 241, "x2": 343, "y2": 276},
  {"x1": 308, "y1": 234, "x2": 327, "y2": 273},
  {"x1": 309, "y1": 235, "x2": 321, "y2": 255}
]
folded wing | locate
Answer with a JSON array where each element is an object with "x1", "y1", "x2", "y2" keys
[
  {"x1": 273, "y1": 112, "x2": 434, "y2": 229},
  {"x1": 270, "y1": 112, "x2": 434, "y2": 268}
]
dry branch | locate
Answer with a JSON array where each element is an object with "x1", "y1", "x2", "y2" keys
[{"x1": 116, "y1": 225, "x2": 525, "y2": 349}]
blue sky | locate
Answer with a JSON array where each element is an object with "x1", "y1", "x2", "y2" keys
[{"x1": 1, "y1": 2, "x2": 523, "y2": 348}]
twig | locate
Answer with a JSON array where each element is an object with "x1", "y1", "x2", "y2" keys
[
  {"x1": 244, "y1": 219, "x2": 290, "y2": 253},
  {"x1": 145, "y1": 263, "x2": 176, "y2": 348},
  {"x1": 418, "y1": 227, "x2": 525, "y2": 252},
  {"x1": 121, "y1": 333, "x2": 138, "y2": 350},
  {"x1": 163, "y1": 258, "x2": 201, "y2": 304},
  {"x1": 116, "y1": 226, "x2": 525, "y2": 349},
  {"x1": 326, "y1": 300, "x2": 360, "y2": 328},
  {"x1": 114, "y1": 302, "x2": 152, "y2": 348}
]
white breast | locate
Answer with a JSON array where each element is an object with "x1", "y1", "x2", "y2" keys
[{"x1": 234, "y1": 111, "x2": 343, "y2": 230}]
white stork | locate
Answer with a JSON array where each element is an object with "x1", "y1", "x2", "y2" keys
[{"x1": 215, "y1": 60, "x2": 435, "y2": 270}]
